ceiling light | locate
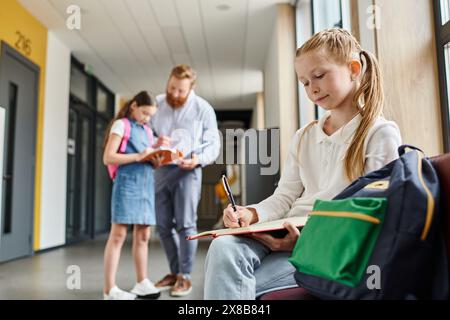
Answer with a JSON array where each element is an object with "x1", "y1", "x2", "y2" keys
[{"x1": 216, "y1": 4, "x2": 231, "y2": 11}]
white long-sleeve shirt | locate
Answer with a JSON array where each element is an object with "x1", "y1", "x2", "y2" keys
[
  {"x1": 249, "y1": 111, "x2": 402, "y2": 223},
  {"x1": 151, "y1": 91, "x2": 221, "y2": 167}
]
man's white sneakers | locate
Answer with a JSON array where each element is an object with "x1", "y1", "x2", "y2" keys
[
  {"x1": 130, "y1": 279, "x2": 161, "y2": 299},
  {"x1": 103, "y1": 286, "x2": 137, "y2": 300}
]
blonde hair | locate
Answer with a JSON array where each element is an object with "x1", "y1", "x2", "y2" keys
[{"x1": 296, "y1": 28, "x2": 384, "y2": 181}]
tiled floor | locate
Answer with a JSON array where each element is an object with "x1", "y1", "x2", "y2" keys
[{"x1": 0, "y1": 229, "x2": 212, "y2": 300}]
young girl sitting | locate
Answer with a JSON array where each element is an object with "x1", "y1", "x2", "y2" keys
[
  {"x1": 204, "y1": 28, "x2": 402, "y2": 300},
  {"x1": 102, "y1": 91, "x2": 168, "y2": 300}
]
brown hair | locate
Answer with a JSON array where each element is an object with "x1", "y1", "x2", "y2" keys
[
  {"x1": 103, "y1": 91, "x2": 155, "y2": 149},
  {"x1": 169, "y1": 64, "x2": 197, "y2": 86},
  {"x1": 296, "y1": 28, "x2": 384, "y2": 181}
]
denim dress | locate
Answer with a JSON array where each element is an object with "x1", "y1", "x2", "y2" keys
[{"x1": 111, "y1": 119, "x2": 156, "y2": 225}]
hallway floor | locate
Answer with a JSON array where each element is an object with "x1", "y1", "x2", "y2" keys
[{"x1": 0, "y1": 230, "x2": 212, "y2": 300}]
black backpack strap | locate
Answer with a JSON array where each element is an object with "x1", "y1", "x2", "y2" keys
[{"x1": 398, "y1": 145, "x2": 424, "y2": 156}]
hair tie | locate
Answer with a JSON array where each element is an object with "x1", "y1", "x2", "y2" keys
[{"x1": 359, "y1": 50, "x2": 366, "y2": 66}]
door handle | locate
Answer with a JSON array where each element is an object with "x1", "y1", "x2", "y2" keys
[{"x1": 3, "y1": 175, "x2": 11, "y2": 180}]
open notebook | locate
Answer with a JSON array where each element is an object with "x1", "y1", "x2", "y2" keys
[
  {"x1": 186, "y1": 216, "x2": 308, "y2": 240},
  {"x1": 141, "y1": 146, "x2": 184, "y2": 166},
  {"x1": 142, "y1": 142, "x2": 212, "y2": 166}
]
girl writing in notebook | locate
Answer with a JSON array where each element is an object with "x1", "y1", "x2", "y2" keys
[
  {"x1": 204, "y1": 28, "x2": 402, "y2": 299},
  {"x1": 102, "y1": 91, "x2": 169, "y2": 300}
]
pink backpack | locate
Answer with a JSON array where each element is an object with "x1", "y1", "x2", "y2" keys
[{"x1": 107, "y1": 118, "x2": 154, "y2": 180}]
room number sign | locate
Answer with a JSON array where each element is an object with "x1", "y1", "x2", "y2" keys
[{"x1": 15, "y1": 31, "x2": 32, "y2": 56}]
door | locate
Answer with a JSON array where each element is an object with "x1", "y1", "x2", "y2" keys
[
  {"x1": 94, "y1": 118, "x2": 111, "y2": 234},
  {"x1": 0, "y1": 43, "x2": 39, "y2": 262},
  {"x1": 66, "y1": 102, "x2": 94, "y2": 242},
  {"x1": 243, "y1": 128, "x2": 280, "y2": 205}
]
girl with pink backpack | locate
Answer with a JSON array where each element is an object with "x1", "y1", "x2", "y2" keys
[{"x1": 102, "y1": 91, "x2": 169, "y2": 300}]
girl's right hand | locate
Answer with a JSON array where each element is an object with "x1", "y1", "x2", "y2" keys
[
  {"x1": 136, "y1": 147, "x2": 154, "y2": 162},
  {"x1": 155, "y1": 136, "x2": 171, "y2": 148},
  {"x1": 223, "y1": 204, "x2": 258, "y2": 229}
]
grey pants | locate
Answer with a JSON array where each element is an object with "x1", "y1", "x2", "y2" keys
[{"x1": 154, "y1": 166, "x2": 202, "y2": 275}]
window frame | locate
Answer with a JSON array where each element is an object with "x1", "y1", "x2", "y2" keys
[
  {"x1": 95, "y1": 80, "x2": 115, "y2": 120},
  {"x1": 69, "y1": 57, "x2": 92, "y2": 106},
  {"x1": 433, "y1": 0, "x2": 450, "y2": 152}
]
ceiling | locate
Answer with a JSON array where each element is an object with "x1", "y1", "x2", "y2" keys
[{"x1": 19, "y1": 0, "x2": 293, "y2": 110}]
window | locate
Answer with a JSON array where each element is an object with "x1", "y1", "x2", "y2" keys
[
  {"x1": 295, "y1": 0, "x2": 351, "y2": 127},
  {"x1": 441, "y1": 0, "x2": 450, "y2": 25},
  {"x1": 96, "y1": 83, "x2": 114, "y2": 117},
  {"x1": 70, "y1": 64, "x2": 89, "y2": 103},
  {"x1": 312, "y1": 0, "x2": 344, "y2": 31},
  {"x1": 444, "y1": 43, "x2": 450, "y2": 125},
  {"x1": 434, "y1": 0, "x2": 450, "y2": 152},
  {"x1": 97, "y1": 86, "x2": 108, "y2": 113}
]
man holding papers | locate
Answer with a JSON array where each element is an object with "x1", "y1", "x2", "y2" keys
[{"x1": 151, "y1": 65, "x2": 221, "y2": 297}]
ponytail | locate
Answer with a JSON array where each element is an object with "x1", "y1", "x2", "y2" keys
[{"x1": 344, "y1": 50, "x2": 384, "y2": 181}]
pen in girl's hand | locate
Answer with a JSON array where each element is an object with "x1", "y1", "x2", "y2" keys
[{"x1": 222, "y1": 175, "x2": 242, "y2": 227}]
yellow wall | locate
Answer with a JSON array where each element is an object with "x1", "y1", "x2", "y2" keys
[{"x1": 0, "y1": 0, "x2": 47, "y2": 250}]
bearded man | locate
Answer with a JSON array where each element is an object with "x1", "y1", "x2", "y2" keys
[{"x1": 151, "y1": 65, "x2": 221, "y2": 297}]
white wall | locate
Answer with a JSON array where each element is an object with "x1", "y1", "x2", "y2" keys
[
  {"x1": 264, "y1": 28, "x2": 280, "y2": 129},
  {"x1": 296, "y1": 0, "x2": 315, "y2": 128},
  {"x1": 263, "y1": 4, "x2": 298, "y2": 169},
  {"x1": 39, "y1": 31, "x2": 71, "y2": 249},
  {"x1": 115, "y1": 93, "x2": 123, "y2": 114},
  {"x1": 250, "y1": 92, "x2": 265, "y2": 129}
]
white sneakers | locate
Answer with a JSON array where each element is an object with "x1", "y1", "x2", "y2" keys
[
  {"x1": 103, "y1": 286, "x2": 137, "y2": 300},
  {"x1": 130, "y1": 279, "x2": 161, "y2": 299},
  {"x1": 104, "y1": 279, "x2": 161, "y2": 300}
]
